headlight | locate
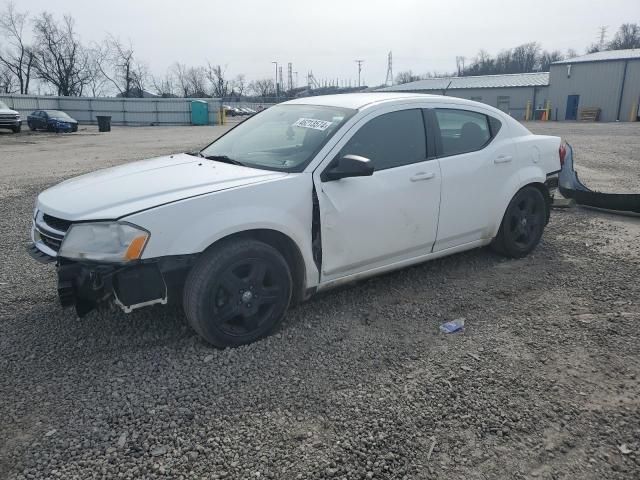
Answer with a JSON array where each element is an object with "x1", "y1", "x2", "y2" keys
[{"x1": 58, "y1": 222, "x2": 149, "y2": 263}]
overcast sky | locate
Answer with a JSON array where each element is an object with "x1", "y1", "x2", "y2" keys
[{"x1": 14, "y1": 0, "x2": 640, "y2": 87}]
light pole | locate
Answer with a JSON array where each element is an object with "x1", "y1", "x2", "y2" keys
[{"x1": 272, "y1": 61, "x2": 278, "y2": 99}]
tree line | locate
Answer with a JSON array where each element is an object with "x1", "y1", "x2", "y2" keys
[
  {"x1": 395, "y1": 23, "x2": 640, "y2": 85},
  {"x1": 0, "y1": 2, "x2": 278, "y2": 98}
]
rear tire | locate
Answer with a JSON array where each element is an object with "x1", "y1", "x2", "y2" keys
[
  {"x1": 183, "y1": 239, "x2": 292, "y2": 348},
  {"x1": 492, "y1": 186, "x2": 547, "y2": 258}
]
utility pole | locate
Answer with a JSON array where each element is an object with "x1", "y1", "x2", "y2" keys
[
  {"x1": 355, "y1": 60, "x2": 364, "y2": 88},
  {"x1": 272, "y1": 61, "x2": 278, "y2": 98},
  {"x1": 385, "y1": 52, "x2": 393, "y2": 86},
  {"x1": 287, "y1": 63, "x2": 293, "y2": 92},
  {"x1": 598, "y1": 26, "x2": 608, "y2": 49},
  {"x1": 278, "y1": 66, "x2": 283, "y2": 96}
]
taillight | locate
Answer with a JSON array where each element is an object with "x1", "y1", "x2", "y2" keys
[{"x1": 559, "y1": 142, "x2": 567, "y2": 167}]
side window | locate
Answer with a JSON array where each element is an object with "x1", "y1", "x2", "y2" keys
[
  {"x1": 488, "y1": 116, "x2": 502, "y2": 136},
  {"x1": 434, "y1": 109, "x2": 491, "y2": 157},
  {"x1": 340, "y1": 109, "x2": 426, "y2": 171}
]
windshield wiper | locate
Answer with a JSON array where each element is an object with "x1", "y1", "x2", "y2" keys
[{"x1": 201, "y1": 154, "x2": 246, "y2": 166}]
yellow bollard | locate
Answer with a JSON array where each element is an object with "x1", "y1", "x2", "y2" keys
[
  {"x1": 629, "y1": 102, "x2": 639, "y2": 122},
  {"x1": 525, "y1": 101, "x2": 531, "y2": 121}
]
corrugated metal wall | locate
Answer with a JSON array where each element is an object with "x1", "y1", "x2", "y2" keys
[
  {"x1": 620, "y1": 60, "x2": 640, "y2": 121},
  {"x1": 396, "y1": 86, "x2": 548, "y2": 120},
  {"x1": 0, "y1": 95, "x2": 224, "y2": 126},
  {"x1": 548, "y1": 60, "x2": 640, "y2": 122}
]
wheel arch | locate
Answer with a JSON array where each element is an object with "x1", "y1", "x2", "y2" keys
[
  {"x1": 202, "y1": 228, "x2": 308, "y2": 304},
  {"x1": 492, "y1": 180, "x2": 550, "y2": 239}
]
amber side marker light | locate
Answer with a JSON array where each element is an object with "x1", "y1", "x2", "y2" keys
[{"x1": 124, "y1": 234, "x2": 149, "y2": 261}]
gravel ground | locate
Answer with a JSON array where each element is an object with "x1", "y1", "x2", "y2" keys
[{"x1": 1, "y1": 122, "x2": 639, "y2": 479}]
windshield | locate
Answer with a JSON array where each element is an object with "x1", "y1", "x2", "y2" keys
[
  {"x1": 44, "y1": 110, "x2": 73, "y2": 119},
  {"x1": 0, "y1": 100, "x2": 9, "y2": 110},
  {"x1": 200, "y1": 104, "x2": 355, "y2": 172}
]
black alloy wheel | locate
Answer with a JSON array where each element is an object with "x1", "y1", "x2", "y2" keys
[
  {"x1": 210, "y1": 257, "x2": 286, "y2": 337},
  {"x1": 183, "y1": 239, "x2": 292, "y2": 347},
  {"x1": 492, "y1": 186, "x2": 547, "y2": 258}
]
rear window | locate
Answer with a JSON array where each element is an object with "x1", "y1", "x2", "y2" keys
[{"x1": 434, "y1": 109, "x2": 501, "y2": 157}]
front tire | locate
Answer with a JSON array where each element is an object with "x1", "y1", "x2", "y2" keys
[
  {"x1": 12, "y1": 125, "x2": 21, "y2": 133},
  {"x1": 183, "y1": 239, "x2": 293, "y2": 347},
  {"x1": 492, "y1": 186, "x2": 547, "y2": 258}
]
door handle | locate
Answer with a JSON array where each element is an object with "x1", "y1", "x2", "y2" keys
[
  {"x1": 410, "y1": 172, "x2": 435, "y2": 182},
  {"x1": 494, "y1": 155, "x2": 513, "y2": 164}
]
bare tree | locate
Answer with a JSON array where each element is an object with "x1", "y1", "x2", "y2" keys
[
  {"x1": 85, "y1": 46, "x2": 108, "y2": 97},
  {"x1": 566, "y1": 48, "x2": 578, "y2": 59},
  {"x1": 151, "y1": 72, "x2": 176, "y2": 97},
  {"x1": 608, "y1": 23, "x2": 640, "y2": 50},
  {"x1": 539, "y1": 50, "x2": 564, "y2": 71},
  {"x1": 249, "y1": 78, "x2": 275, "y2": 97},
  {"x1": 511, "y1": 42, "x2": 540, "y2": 72},
  {"x1": 207, "y1": 63, "x2": 230, "y2": 98},
  {"x1": 231, "y1": 74, "x2": 246, "y2": 97},
  {"x1": 395, "y1": 70, "x2": 421, "y2": 85},
  {"x1": 186, "y1": 66, "x2": 208, "y2": 97},
  {"x1": 0, "y1": 2, "x2": 34, "y2": 94},
  {"x1": 32, "y1": 12, "x2": 92, "y2": 96},
  {"x1": 98, "y1": 35, "x2": 147, "y2": 97},
  {"x1": 0, "y1": 65, "x2": 17, "y2": 93}
]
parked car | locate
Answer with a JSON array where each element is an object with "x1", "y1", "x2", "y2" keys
[
  {"x1": 29, "y1": 93, "x2": 563, "y2": 347},
  {"x1": 0, "y1": 100, "x2": 21, "y2": 133},
  {"x1": 223, "y1": 105, "x2": 241, "y2": 117},
  {"x1": 27, "y1": 110, "x2": 78, "y2": 132}
]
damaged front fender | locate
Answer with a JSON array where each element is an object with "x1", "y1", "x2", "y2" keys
[{"x1": 559, "y1": 144, "x2": 640, "y2": 215}]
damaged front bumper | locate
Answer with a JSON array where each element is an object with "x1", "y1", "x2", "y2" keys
[
  {"x1": 30, "y1": 249, "x2": 194, "y2": 317},
  {"x1": 559, "y1": 144, "x2": 640, "y2": 215}
]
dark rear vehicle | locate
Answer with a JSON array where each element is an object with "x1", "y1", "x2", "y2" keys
[{"x1": 27, "y1": 110, "x2": 78, "y2": 133}]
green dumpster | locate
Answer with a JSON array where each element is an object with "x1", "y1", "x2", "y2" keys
[{"x1": 191, "y1": 100, "x2": 208, "y2": 125}]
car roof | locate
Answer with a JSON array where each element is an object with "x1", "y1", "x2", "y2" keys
[{"x1": 284, "y1": 92, "x2": 449, "y2": 110}]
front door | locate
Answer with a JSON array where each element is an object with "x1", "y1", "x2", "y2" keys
[
  {"x1": 565, "y1": 95, "x2": 580, "y2": 120},
  {"x1": 313, "y1": 108, "x2": 442, "y2": 281}
]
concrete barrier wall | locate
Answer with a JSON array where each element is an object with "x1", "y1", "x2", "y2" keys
[{"x1": 0, "y1": 95, "x2": 224, "y2": 126}]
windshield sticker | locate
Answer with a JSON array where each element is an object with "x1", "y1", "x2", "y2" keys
[{"x1": 292, "y1": 118, "x2": 333, "y2": 131}]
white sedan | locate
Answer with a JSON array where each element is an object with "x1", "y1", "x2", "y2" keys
[{"x1": 30, "y1": 93, "x2": 563, "y2": 347}]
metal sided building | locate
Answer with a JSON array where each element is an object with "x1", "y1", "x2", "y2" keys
[
  {"x1": 549, "y1": 49, "x2": 640, "y2": 122},
  {"x1": 378, "y1": 72, "x2": 550, "y2": 120}
]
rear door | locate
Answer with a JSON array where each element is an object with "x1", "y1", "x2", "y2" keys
[
  {"x1": 313, "y1": 106, "x2": 442, "y2": 281},
  {"x1": 429, "y1": 106, "x2": 518, "y2": 251}
]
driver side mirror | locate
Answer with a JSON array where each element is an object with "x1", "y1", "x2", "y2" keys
[{"x1": 321, "y1": 154, "x2": 374, "y2": 182}]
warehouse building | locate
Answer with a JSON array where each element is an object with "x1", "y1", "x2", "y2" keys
[
  {"x1": 549, "y1": 49, "x2": 640, "y2": 122},
  {"x1": 379, "y1": 48, "x2": 640, "y2": 122},
  {"x1": 378, "y1": 72, "x2": 549, "y2": 120}
]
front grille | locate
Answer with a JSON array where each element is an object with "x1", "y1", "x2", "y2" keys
[
  {"x1": 34, "y1": 212, "x2": 72, "y2": 254},
  {"x1": 0, "y1": 114, "x2": 18, "y2": 120},
  {"x1": 42, "y1": 214, "x2": 72, "y2": 232},
  {"x1": 41, "y1": 234, "x2": 63, "y2": 251}
]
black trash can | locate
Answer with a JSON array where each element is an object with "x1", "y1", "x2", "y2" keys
[{"x1": 96, "y1": 115, "x2": 111, "y2": 132}]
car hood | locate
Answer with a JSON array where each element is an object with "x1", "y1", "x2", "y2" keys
[
  {"x1": 37, "y1": 153, "x2": 287, "y2": 220},
  {"x1": 0, "y1": 108, "x2": 19, "y2": 115}
]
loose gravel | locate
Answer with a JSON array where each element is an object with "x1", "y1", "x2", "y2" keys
[{"x1": 1, "y1": 122, "x2": 639, "y2": 479}]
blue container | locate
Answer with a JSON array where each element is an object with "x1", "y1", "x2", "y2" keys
[{"x1": 191, "y1": 100, "x2": 209, "y2": 125}]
